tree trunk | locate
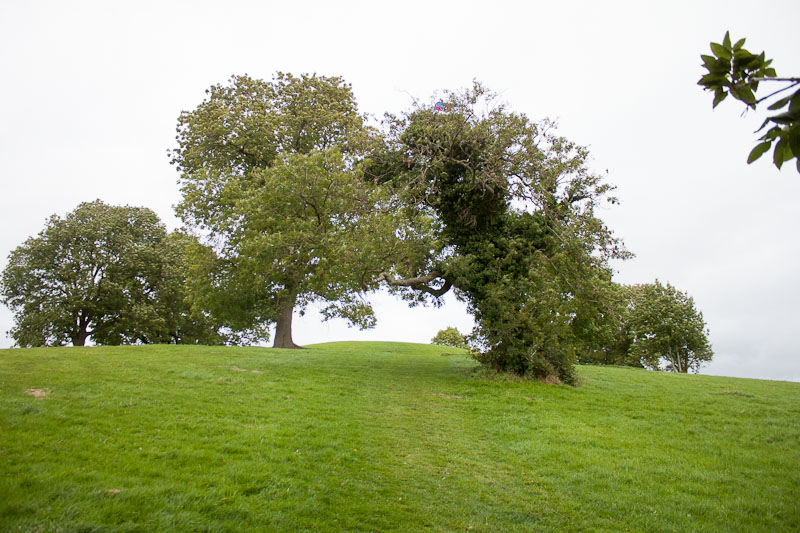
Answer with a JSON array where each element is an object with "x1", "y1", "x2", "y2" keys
[
  {"x1": 72, "y1": 314, "x2": 89, "y2": 346},
  {"x1": 273, "y1": 290, "x2": 301, "y2": 349},
  {"x1": 72, "y1": 329, "x2": 88, "y2": 346}
]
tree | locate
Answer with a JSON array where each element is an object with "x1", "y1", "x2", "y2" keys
[
  {"x1": 135, "y1": 231, "x2": 232, "y2": 346},
  {"x1": 0, "y1": 201, "x2": 224, "y2": 347},
  {"x1": 170, "y1": 73, "x2": 392, "y2": 348},
  {"x1": 185, "y1": 147, "x2": 399, "y2": 348},
  {"x1": 698, "y1": 31, "x2": 800, "y2": 173},
  {"x1": 626, "y1": 281, "x2": 713, "y2": 373},
  {"x1": 366, "y1": 83, "x2": 629, "y2": 383},
  {"x1": 573, "y1": 282, "x2": 639, "y2": 367},
  {"x1": 431, "y1": 327, "x2": 469, "y2": 350}
]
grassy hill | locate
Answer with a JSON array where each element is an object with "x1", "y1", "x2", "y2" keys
[{"x1": 1, "y1": 342, "x2": 798, "y2": 532}]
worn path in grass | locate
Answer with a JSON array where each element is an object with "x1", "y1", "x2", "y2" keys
[{"x1": 1, "y1": 342, "x2": 799, "y2": 531}]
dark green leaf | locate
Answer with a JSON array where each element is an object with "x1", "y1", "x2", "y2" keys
[
  {"x1": 761, "y1": 126, "x2": 782, "y2": 141},
  {"x1": 712, "y1": 90, "x2": 727, "y2": 108},
  {"x1": 767, "y1": 95, "x2": 793, "y2": 111},
  {"x1": 699, "y1": 73, "x2": 726, "y2": 87},
  {"x1": 790, "y1": 127, "x2": 800, "y2": 162},
  {"x1": 700, "y1": 54, "x2": 717, "y2": 68},
  {"x1": 730, "y1": 85, "x2": 756, "y2": 106},
  {"x1": 710, "y1": 42, "x2": 731, "y2": 60},
  {"x1": 789, "y1": 89, "x2": 800, "y2": 113},
  {"x1": 764, "y1": 67, "x2": 777, "y2": 78},
  {"x1": 738, "y1": 86, "x2": 757, "y2": 105},
  {"x1": 769, "y1": 110, "x2": 800, "y2": 125},
  {"x1": 733, "y1": 38, "x2": 746, "y2": 50},
  {"x1": 734, "y1": 57, "x2": 758, "y2": 73},
  {"x1": 747, "y1": 142, "x2": 771, "y2": 164},
  {"x1": 773, "y1": 139, "x2": 786, "y2": 169},
  {"x1": 722, "y1": 31, "x2": 731, "y2": 49},
  {"x1": 709, "y1": 59, "x2": 732, "y2": 74},
  {"x1": 700, "y1": 56, "x2": 731, "y2": 74}
]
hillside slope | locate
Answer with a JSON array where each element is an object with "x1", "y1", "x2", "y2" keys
[{"x1": 1, "y1": 342, "x2": 798, "y2": 532}]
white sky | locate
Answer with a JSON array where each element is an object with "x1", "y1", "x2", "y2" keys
[{"x1": 1, "y1": 0, "x2": 798, "y2": 381}]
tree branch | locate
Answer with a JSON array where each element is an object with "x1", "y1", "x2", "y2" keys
[
  {"x1": 751, "y1": 77, "x2": 800, "y2": 82},
  {"x1": 377, "y1": 270, "x2": 452, "y2": 297},
  {"x1": 751, "y1": 80, "x2": 800, "y2": 104}
]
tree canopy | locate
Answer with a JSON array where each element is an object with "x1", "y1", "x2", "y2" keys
[
  {"x1": 431, "y1": 327, "x2": 470, "y2": 350},
  {"x1": 0, "y1": 201, "x2": 223, "y2": 347},
  {"x1": 170, "y1": 73, "x2": 399, "y2": 348},
  {"x1": 170, "y1": 73, "x2": 371, "y2": 234},
  {"x1": 699, "y1": 31, "x2": 800, "y2": 173},
  {"x1": 575, "y1": 281, "x2": 714, "y2": 373},
  {"x1": 626, "y1": 281, "x2": 713, "y2": 373},
  {"x1": 366, "y1": 83, "x2": 630, "y2": 383}
]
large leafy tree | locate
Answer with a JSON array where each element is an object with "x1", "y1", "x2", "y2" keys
[
  {"x1": 183, "y1": 147, "x2": 400, "y2": 348},
  {"x1": 0, "y1": 201, "x2": 222, "y2": 347},
  {"x1": 170, "y1": 73, "x2": 396, "y2": 348},
  {"x1": 366, "y1": 83, "x2": 629, "y2": 383},
  {"x1": 698, "y1": 31, "x2": 800, "y2": 173},
  {"x1": 626, "y1": 281, "x2": 713, "y2": 373}
]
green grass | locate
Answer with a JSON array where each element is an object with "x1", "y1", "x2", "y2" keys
[{"x1": 1, "y1": 342, "x2": 798, "y2": 532}]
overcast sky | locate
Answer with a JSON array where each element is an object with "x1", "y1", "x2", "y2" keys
[{"x1": 1, "y1": 0, "x2": 798, "y2": 381}]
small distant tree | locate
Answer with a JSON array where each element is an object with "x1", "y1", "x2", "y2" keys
[
  {"x1": 626, "y1": 281, "x2": 713, "y2": 373},
  {"x1": 431, "y1": 327, "x2": 469, "y2": 350}
]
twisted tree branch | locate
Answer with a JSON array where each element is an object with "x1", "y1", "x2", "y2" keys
[{"x1": 377, "y1": 270, "x2": 452, "y2": 297}]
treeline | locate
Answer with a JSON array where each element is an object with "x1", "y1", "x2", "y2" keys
[{"x1": 0, "y1": 74, "x2": 713, "y2": 382}]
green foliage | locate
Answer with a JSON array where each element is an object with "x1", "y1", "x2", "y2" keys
[
  {"x1": 0, "y1": 201, "x2": 226, "y2": 347},
  {"x1": 369, "y1": 83, "x2": 629, "y2": 383},
  {"x1": 170, "y1": 73, "x2": 372, "y2": 235},
  {"x1": 1, "y1": 343, "x2": 798, "y2": 531},
  {"x1": 191, "y1": 147, "x2": 392, "y2": 333},
  {"x1": 170, "y1": 73, "x2": 396, "y2": 347},
  {"x1": 1, "y1": 200, "x2": 161, "y2": 346},
  {"x1": 431, "y1": 326, "x2": 469, "y2": 350},
  {"x1": 699, "y1": 31, "x2": 800, "y2": 173},
  {"x1": 575, "y1": 281, "x2": 713, "y2": 372},
  {"x1": 145, "y1": 232, "x2": 235, "y2": 346},
  {"x1": 626, "y1": 281, "x2": 713, "y2": 373},
  {"x1": 574, "y1": 282, "x2": 639, "y2": 367}
]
